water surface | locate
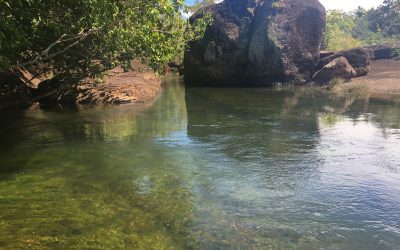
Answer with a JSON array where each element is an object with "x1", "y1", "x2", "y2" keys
[{"x1": 0, "y1": 78, "x2": 399, "y2": 249}]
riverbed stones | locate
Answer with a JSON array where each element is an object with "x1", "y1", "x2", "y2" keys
[{"x1": 184, "y1": 0, "x2": 326, "y2": 86}]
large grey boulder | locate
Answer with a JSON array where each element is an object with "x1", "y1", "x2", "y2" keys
[
  {"x1": 184, "y1": 0, "x2": 326, "y2": 86},
  {"x1": 184, "y1": 0, "x2": 257, "y2": 85},
  {"x1": 248, "y1": 0, "x2": 326, "y2": 84}
]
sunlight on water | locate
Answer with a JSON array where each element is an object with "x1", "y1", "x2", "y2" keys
[{"x1": 0, "y1": 77, "x2": 399, "y2": 249}]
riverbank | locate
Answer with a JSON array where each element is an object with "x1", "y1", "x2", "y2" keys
[
  {"x1": 74, "y1": 61, "x2": 162, "y2": 104},
  {"x1": 0, "y1": 60, "x2": 162, "y2": 109},
  {"x1": 350, "y1": 59, "x2": 400, "y2": 97}
]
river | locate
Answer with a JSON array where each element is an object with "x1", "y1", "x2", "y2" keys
[{"x1": 0, "y1": 77, "x2": 399, "y2": 249}]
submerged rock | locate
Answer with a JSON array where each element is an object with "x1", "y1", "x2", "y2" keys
[
  {"x1": 312, "y1": 56, "x2": 356, "y2": 84},
  {"x1": 184, "y1": 0, "x2": 326, "y2": 86}
]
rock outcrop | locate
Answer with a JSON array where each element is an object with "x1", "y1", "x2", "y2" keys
[
  {"x1": 184, "y1": 0, "x2": 326, "y2": 86},
  {"x1": 312, "y1": 56, "x2": 356, "y2": 84},
  {"x1": 365, "y1": 45, "x2": 394, "y2": 60},
  {"x1": 317, "y1": 48, "x2": 371, "y2": 78},
  {"x1": 320, "y1": 50, "x2": 336, "y2": 59}
]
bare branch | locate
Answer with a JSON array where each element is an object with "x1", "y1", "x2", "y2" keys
[{"x1": 10, "y1": 28, "x2": 98, "y2": 69}]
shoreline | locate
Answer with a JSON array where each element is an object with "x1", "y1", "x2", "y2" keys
[
  {"x1": 2, "y1": 59, "x2": 399, "y2": 110},
  {"x1": 349, "y1": 59, "x2": 400, "y2": 98}
]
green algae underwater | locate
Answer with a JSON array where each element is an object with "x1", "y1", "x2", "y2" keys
[{"x1": 0, "y1": 77, "x2": 400, "y2": 249}]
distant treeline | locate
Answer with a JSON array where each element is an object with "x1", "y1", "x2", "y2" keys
[{"x1": 324, "y1": 0, "x2": 400, "y2": 50}]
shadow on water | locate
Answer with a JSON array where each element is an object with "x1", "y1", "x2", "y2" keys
[{"x1": 0, "y1": 77, "x2": 399, "y2": 249}]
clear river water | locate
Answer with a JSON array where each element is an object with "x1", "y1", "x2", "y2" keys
[{"x1": 0, "y1": 77, "x2": 399, "y2": 249}]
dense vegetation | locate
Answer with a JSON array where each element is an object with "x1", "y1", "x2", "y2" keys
[
  {"x1": 1, "y1": 0, "x2": 398, "y2": 82},
  {"x1": 0, "y1": 0, "x2": 210, "y2": 81},
  {"x1": 324, "y1": 0, "x2": 400, "y2": 50}
]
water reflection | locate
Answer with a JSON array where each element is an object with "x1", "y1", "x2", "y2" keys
[
  {"x1": 0, "y1": 78, "x2": 399, "y2": 249},
  {"x1": 184, "y1": 87, "x2": 400, "y2": 249}
]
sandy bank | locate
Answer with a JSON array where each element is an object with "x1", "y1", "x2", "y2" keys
[
  {"x1": 76, "y1": 62, "x2": 162, "y2": 104},
  {"x1": 351, "y1": 59, "x2": 400, "y2": 96}
]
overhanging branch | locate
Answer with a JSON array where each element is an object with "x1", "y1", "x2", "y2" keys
[{"x1": 10, "y1": 28, "x2": 98, "y2": 69}]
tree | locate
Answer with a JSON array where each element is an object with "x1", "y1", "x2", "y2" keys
[
  {"x1": 0, "y1": 0, "x2": 210, "y2": 82},
  {"x1": 351, "y1": 8, "x2": 383, "y2": 44},
  {"x1": 368, "y1": 0, "x2": 400, "y2": 36},
  {"x1": 323, "y1": 1, "x2": 400, "y2": 51},
  {"x1": 188, "y1": 0, "x2": 218, "y2": 13},
  {"x1": 323, "y1": 10, "x2": 364, "y2": 50}
]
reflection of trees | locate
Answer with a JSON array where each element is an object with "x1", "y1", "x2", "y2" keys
[
  {"x1": 0, "y1": 78, "x2": 196, "y2": 248},
  {"x1": 293, "y1": 91, "x2": 400, "y2": 131},
  {"x1": 17, "y1": 77, "x2": 188, "y2": 143}
]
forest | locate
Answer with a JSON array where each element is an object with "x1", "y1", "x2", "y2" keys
[{"x1": 324, "y1": 0, "x2": 400, "y2": 50}]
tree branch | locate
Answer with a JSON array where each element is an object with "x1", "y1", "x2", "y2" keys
[{"x1": 10, "y1": 28, "x2": 98, "y2": 69}]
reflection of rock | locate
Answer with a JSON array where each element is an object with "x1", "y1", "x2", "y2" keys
[
  {"x1": 185, "y1": 88, "x2": 322, "y2": 191},
  {"x1": 312, "y1": 57, "x2": 356, "y2": 84},
  {"x1": 184, "y1": 0, "x2": 326, "y2": 86}
]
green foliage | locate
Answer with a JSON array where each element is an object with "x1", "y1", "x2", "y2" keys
[
  {"x1": 324, "y1": 10, "x2": 365, "y2": 51},
  {"x1": 393, "y1": 47, "x2": 400, "y2": 57},
  {"x1": 324, "y1": 1, "x2": 400, "y2": 51},
  {"x1": 0, "y1": 0, "x2": 211, "y2": 78},
  {"x1": 368, "y1": 0, "x2": 400, "y2": 37},
  {"x1": 188, "y1": 0, "x2": 217, "y2": 13}
]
